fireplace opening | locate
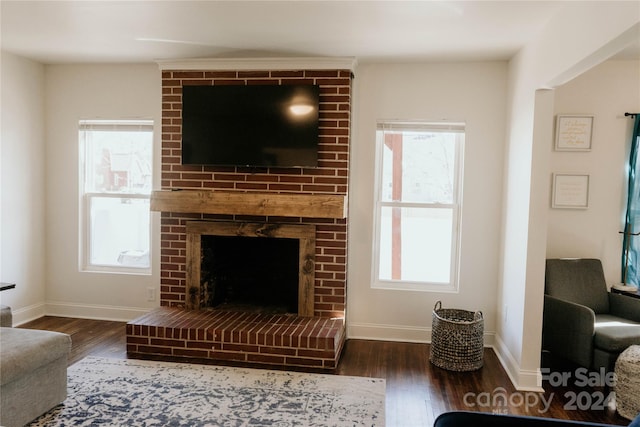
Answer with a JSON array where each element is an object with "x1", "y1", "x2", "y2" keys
[{"x1": 200, "y1": 235, "x2": 299, "y2": 314}]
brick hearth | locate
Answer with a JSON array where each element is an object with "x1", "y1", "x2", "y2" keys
[{"x1": 127, "y1": 307, "x2": 345, "y2": 369}]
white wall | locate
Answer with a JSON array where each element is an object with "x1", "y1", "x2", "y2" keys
[
  {"x1": 0, "y1": 52, "x2": 46, "y2": 324},
  {"x1": 496, "y1": 3, "x2": 639, "y2": 390},
  {"x1": 347, "y1": 62, "x2": 507, "y2": 343},
  {"x1": 548, "y1": 60, "x2": 640, "y2": 283},
  {"x1": 44, "y1": 64, "x2": 162, "y2": 321}
]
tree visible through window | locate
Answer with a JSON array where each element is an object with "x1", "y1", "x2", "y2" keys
[
  {"x1": 373, "y1": 122, "x2": 464, "y2": 290},
  {"x1": 79, "y1": 120, "x2": 153, "y2": 272}
]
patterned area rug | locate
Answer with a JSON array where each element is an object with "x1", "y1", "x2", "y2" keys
[{"x1": 30, "y1": 356, "x2": 385, "y2": 426}]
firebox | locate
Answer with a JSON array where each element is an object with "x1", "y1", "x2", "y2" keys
[
  {"x1": 185, "y1": 221, "x2": 316, "y2": 316},
  {"x1": 200, "y1": 235, "x2": 299, "y2": 313}
]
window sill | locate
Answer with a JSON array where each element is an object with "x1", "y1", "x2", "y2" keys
[{"x1": 372, "y1": 280, "x2": 458, "y2": 293}]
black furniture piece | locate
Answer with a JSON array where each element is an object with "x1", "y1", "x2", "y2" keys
[
  {"x1": 611, "y1": 286, "x2": 640, "y2": 300},
  {"x1": 543, "y1": 258, "x2": 640, "y2": 371},
  {"x1": 434, "y1": 411, "x2": 631, "y2": 427}
]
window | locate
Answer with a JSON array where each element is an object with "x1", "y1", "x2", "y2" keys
[
  {"x1": 79, "y1": 120, "x2": 153, "y2": 273},
  {"x1": 373, "y1": 122, "x2": 464, "y2": 291}
]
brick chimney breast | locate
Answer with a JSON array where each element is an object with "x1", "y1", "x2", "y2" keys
[{"x1": 158, "y1": 68, "x2": 352, "y2": 320}]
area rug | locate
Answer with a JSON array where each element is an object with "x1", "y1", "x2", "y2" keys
[{"x1": 29, "y1": 356, "x2": 385, "y2": 426}]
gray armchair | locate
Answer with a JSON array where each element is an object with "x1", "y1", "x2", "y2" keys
[{"x1": 543, "y1": 258, "x2": 640, "y2": 370}]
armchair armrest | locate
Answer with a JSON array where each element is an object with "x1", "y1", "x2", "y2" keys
[
  {"x1": 543, "y1": 295, "x2": 596, "y2": 368},
  {"x1": 609, "y1": 292, "x2": 640, "y2": 323}
]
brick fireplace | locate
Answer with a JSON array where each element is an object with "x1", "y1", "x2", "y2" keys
[{"x1": 126, "y1": 59, "x2": 353, "y2": 370}]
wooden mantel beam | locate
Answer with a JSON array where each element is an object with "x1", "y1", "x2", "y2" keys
[{"x1": 150, "y1": 190, "x2": 348, "y2": 219}]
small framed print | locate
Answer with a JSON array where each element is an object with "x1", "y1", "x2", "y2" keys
[
  {"x1": 555, "y1": 115, "x2": 593, "y2": 151},
  {"x1": 552, "y1": 173, "x2": 589, "y2": 209}
]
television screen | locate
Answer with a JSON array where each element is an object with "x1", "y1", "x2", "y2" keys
[{"x1": 181, "y1": 84, "x2": 320, "y2": 168}]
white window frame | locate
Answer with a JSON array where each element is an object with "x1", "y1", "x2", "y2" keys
[
  {"x1": 372, "y1": 121, "x2": 464, "y2": 292},
  {"x1": 79, "y1": 119, "x2": 154, "y2": 275}
]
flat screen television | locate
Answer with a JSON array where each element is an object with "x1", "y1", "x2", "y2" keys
[{"x1": 181, "y1": 84, "x2": 320, "y2": 168}]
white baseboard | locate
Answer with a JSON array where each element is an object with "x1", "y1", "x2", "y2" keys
[
  {"x1": 492, "y1": 333, "x2": 544, "y2": 392},
  {"x1": 10, "y1": 302, "x2": 47, "y2": 326},
  {"x1": 347, "y1": 322, "x2": 496, "y2": 347},
  {"x1": 43, "y1": 301, "x2": 151, "y2": 323},
  {"x1": 347, "y1": 322, "x2": 431, "y2": 343}
]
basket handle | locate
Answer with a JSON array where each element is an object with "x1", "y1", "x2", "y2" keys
[
  {"x1": 474, "y1": 310, "x2": 483, "y2": 321},
  {"x1": 434, "y1": 300, "x2": 442, "y2": 311}
]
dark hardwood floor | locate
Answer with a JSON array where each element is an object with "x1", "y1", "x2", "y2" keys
[{"x1": 19, "y1": 316, "x2": 629, "y2": 427}]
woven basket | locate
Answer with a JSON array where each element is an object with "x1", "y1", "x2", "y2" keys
[
  {"x1": 429, "y1": 301, "x2": 484, "y2": 371},
  {"x1": 615, "y1": 345, "x2": 640, "y2": 420}
]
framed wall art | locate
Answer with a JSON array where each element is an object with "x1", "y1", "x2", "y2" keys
[
  {"x1": 555, "y1": 115, "x2": 593, "y2": 151},
  {"x1": 552, "y1": 173, "x2": 590, "y2": 209}
]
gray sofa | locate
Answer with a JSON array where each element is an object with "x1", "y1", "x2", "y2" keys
[
  {"x1": 543, "y1": 258, "x2": 640, "y2": 370},
  {"x1": 0, "y1": 327, "x2": 71, "y2": 427}
]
